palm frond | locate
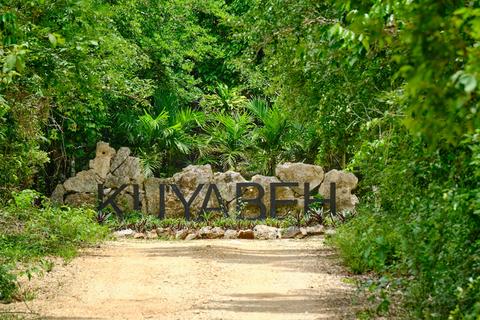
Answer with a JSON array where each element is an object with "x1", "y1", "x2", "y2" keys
[{"x1": 247, "y1": 97, "x2": 269, "y2": 120}]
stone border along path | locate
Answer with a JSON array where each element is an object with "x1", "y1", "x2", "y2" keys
[
  {"x1": 116, "y1": 224, "x2": 328, "y2": 240},
  {"x1": 0, "y1": 236, "x2": 365, "y2": 320}
]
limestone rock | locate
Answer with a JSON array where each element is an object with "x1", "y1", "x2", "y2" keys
[
  {"x1": 156, "y1": 227, "x2": 172, "y2": 238},
  {"x1": 253, "y1": 224, "x2": 280, "y2": 240},
  {"x1": 64, "y1": 170, "x2": 101, "y2": 193},
  {"x1": 197, "y1": 226, "x2": 224, "y2": 239},
  {"x1": 170, "y1": 165, "x2": 215, "y2": 219},
  {"x1": 113, "y1": 229, "x2": 134, "y2": 238},
  {"x1": 110, "y1": 147, "x2": 131, "y2": 173},
  {"x1": 101, "y1": 191, "x2": 135, "y2": 212},
  {"x1": 294, "y1": 228, "x2": 308, "y2": 239},
  {"x1": 300, "y1": 227, "x2": 308, "y2": 237},
  {"x1": 237, "y1": 175, "x2": 296, "y2": 219},
  {"x1": 64, "y1": 192, "x2": 96, "y2": 207},
  {"x1": 281, "y1": 226, "x2": 301, "y2": 239},
  {"x1": 199, "y1": 226, "x2": 213, "y2": 238},
  {"x1": 53, "y1": 148, "x2": 361, "y2": 222},
  {"x1": 224, "y1": 229, "x2": 238, "y2": 239},
  {"x1": 90, "y1": 156, "x2": 112, "y2": 180},
  {"x1": 163, "y1": 190, "x2": 189, "y2": 218},
  {"x1": 306, "y1": 224, "x2": 324, "y2": 235},
  {"x1": 185, "y1": 233, "x2": 198, "y2": 241},
  {"x1": 319, "y1": 169, "x2": 359, "y2": 212},
  {"x1": 114, "y1": 156, "x2": 144, "y2": 184},
  {"x1": 320, "y1": 169, "x2": 358, "y2": 189},
  {"x1": 133, "y1": 232, "x2": 146, "y2": 239},
  {"x1": 275, "y1": 162, "x2": 324, "y2": 195},
  {"x1": 213, "y1": 171, "x2": 246, "y2": 202},
  {"x1": 51, "y1": 184, "x2": 65, "y2": 204},
  {"x1": 143, "y1": 177, "x2": 173, "y2": 215},
  {"x1": 173, "y1": 164, "x2": 213, "y2": 190},
  {"x1": 325, "y1": 229, "x2": 336, "y2": 236},
  {"x1": 211, "y1": 227, "x2": 225, "y2": 239},
  {"x1": 146, "y1": 230, "x2": 158, "y2": 239},
  {"x1": 105, "y1": 173, "x2": 129, "y2": 189},
  {"x1": 95, "y1": 141, "x2": 116, "y2": 158},
  {"x1": 175, "y1": 229, "x2": 189, "y2": 240},
  {"x1": 89, "y1": 142, "x2": 116, "y2": 180},
  {"x1": 238, "y1": 229, "x2": 254, "y2": 239}
]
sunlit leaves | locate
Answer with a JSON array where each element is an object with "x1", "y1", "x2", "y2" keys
[
  {"x1": 452, "y1": 71, "x2": 478, "y2": 94},
  {"x1": 201, "y1": 112, "x2": 254, "y2": 171},
  {"x1": 47, "y1": 33, "x2": 65, "y2": 48}
]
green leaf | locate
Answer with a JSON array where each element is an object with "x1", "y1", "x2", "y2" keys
[
  {"x1": 3, "y1": 55, "x2": 16, "y2": 73},
  {"x1": 460, "y1": 74, "x2": 477, "y2": 93},
  {"x1": 15, "y1": 55, "x2": 25, "y2": 73},
  {"x1": 361, "y1": 37, "x2": 370, "y2": 51},
  {"x1": 48, "y1": 33, "x2": 57, "y2": 47}
]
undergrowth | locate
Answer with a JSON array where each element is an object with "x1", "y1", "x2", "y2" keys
[
  {"x1": 0, "y1": 190, "x2": 108, "y2": 303},
  {"x1": 331, "y1": 130, "x2": 480, "y2": 319}
]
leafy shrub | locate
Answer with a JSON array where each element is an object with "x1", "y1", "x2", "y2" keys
[
  {"x1": 449, "y1": 276, "x2": 480, "y2": 319},
  {"x1": 0, "y1": 190, "x2": 108, "y2": 302},
  {"x1": 0, "y1": 263, "x2": 18, "y2": 302},
  {"x1": 333, "y1": 129, "x2": 480, "y2": 318},
  {"x1": 332, "y1": 212, "x2": 400, "y2": 274}
]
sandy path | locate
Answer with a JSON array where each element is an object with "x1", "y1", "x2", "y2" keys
[{"x1": 1, "y1": 237, "x2": 361, "y2": 319}]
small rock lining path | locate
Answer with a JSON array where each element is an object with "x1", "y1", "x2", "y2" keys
[{"x1": 1, "y1": 237, "x2": 363, "y2": 320}]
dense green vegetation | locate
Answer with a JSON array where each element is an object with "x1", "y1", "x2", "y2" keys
[
  {"x1": 0, "y1": 190, "x2": 108, "y2": 301},
  {"x1": 1, "y1": 0, "x2": 480, "y2": 318}
]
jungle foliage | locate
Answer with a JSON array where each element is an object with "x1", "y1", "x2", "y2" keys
[
  {"x1": 0, "y1": 190, "x2": 108, "y2": 302},
  {"x1": 1, "y1": 0, "x2": 480, "y2": 318}
]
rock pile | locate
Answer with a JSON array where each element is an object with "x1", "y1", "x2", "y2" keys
[
  {"x1": 113, "y1": 224, "x2": 326, "y2": 240},
  {"x1": 52, "y1": 142, "x2": 359, "y2": 217}
]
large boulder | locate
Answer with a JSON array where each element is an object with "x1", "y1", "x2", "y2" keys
[
  {"x1": 169, "y1": 165, "x2": 216, "y2": 219},
  {"x1": 51, "y1": 184, "x2": 65, "y2": 205},
  {"x1": 64, "y1": 169, "x2": 101, "y2": 193},
  {"x1": 95, "y1": 141, "x2": 116, "y2": 158},
  {"x1": 116, "y1": 193, "x2": 135, "y2": 212},
  {"x1": 139, "y1": 165, "x2": 216, "y2": 219},
  {"x1": 113, "y1": 156, "x2": 144, "y2": 185},
  {"x1": 143, "y1": 177, "x2": 171, "y2": 215},
  {"x1": 319, "y1": 169, "x2": 358, "y2": 213},
  {"x1": 110, "y1": 147, "x2": 131, "y2": 173},
  {"x1": 173, "y1": 164, "x2": 214, "y2": 190},
  {"x1": 234, "y1": 175, "x2": 297, "y2": 218},
  {"x1": 163, "y1": 190, "x2": 191, "y2": 218},
  {"x1": 64, "y1": 192, "x2": 96, "y2": 207},
  {"x1": 213, "y1": 170, "x2": 246, "y2": 203},
  {"x1": 101, "y1": 189, "x2": 136, "y2": 212},
  {"x1": 104, "y1": 173, "x2": 130, "y2": 189},
  {"x1": 275, "y1": 162, "x2": 324, "y2": 195},
  {"x1": 89, "y1": 142, "x2": 116, "y2": 180}
]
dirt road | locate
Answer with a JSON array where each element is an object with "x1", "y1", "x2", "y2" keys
[{"x1": 2, "y1": 237, "x2": 361, "y2": 319}]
